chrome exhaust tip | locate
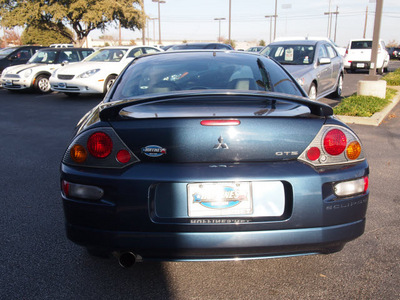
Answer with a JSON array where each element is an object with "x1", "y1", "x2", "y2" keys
[{"x1": 117, "y1": 252, "x2": 137, "y2": 268}]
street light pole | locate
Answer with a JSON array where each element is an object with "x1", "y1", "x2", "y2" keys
[
  {"x1": 265, "y1": 15, "x2": 275, "y2": 44},
  {"x1": 214, "y1": 18, "x2": 226, "y2": 42},
  {"x1": 152, "y1": 0, "x2": 165, "y2": 45},
  {"x1": 273, "y1": 0, "x2": 278, "y2": 40},
  {"x1": 228, "y1": 0, "x2": 231, "y2": 44}
]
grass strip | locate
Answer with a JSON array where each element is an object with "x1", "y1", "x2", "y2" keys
[
  {"x1": 383, "y1": 67, "x2": 400, "y2": 86},
  {"x1": 333, "y1": 88, "x2": 396, "y2": 117}
]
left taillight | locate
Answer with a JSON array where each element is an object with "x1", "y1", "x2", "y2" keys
[
  {"x1": 62, "y1": 128, "x2": 139, "y2": 168},
  {"x1": 298, "y1": 125, "x2": 365, "y2": 167}
]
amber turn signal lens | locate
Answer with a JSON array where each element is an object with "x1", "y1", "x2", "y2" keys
[
  {"x1": 346, "y1": 141, "x2": 361, "y2": 160},
  {"x1": 70, "y1": 144, "x2": 87, "y2": 163}
]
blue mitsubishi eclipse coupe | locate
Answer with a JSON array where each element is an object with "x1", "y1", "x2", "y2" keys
[{"x1": 60, "y1": 51, "x2": 369, "y2": 267}]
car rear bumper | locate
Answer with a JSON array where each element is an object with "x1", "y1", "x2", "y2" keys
[
  {"x1": 61, "y1": 159, "x2": 369, "y2": 261},
  {"x1": 65, "y1": 219, "x2": 365, "y2": 261}
]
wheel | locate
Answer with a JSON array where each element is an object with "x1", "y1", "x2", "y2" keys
[
  {"x1": 308, "y1": 83, "x2": 317, "y2": 101},
  {"x1": 104, "y1": 75, "x2": 117, "y2": 94},
  {"x1": 333, "y1": 74, "x2": 343, "y2": 98},
  {"x1": 34, "y1": 75, "x2": 51, "y2": 93},
  {"x1": 377, "y1": 65, "x2": 384, "y2": 75}
]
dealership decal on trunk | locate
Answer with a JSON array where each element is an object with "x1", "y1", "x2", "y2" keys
[{"x1": 141, "y1": 145, "x2": 167, "y2": 157}]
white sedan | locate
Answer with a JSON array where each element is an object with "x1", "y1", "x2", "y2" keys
[{"x1": 50, "y1": 46, "x2": 161, "y2": 95}]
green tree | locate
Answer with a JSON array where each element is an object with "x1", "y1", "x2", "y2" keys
[
  {"x1": 0, "y1": 0, "x2": 145, "y2": 46},
  {"x1": 224, "y1": 39, "x2": 236, "y2": 49},
  {"x1": 21, "y1": 25, "x2": 72, "y2": 46},
  {"x1": 259, "y1": 40, "x2": 266, "y2": 47}
]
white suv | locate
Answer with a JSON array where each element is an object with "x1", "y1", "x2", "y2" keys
[{"x1": 343, "y1": 39, "x2": 390, "y2": 74}]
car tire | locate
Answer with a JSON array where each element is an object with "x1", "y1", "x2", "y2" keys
[
  {"x1": 104, "y1": 75, "x2": 117, "y2": 94},
  {"x1": 333, "y1": 74, "x2": 343, "y2": 98},
  {"x1": 377, "y1": 65, "x2": 384, "y2": 75},
  {"x1": 308, "y1": 83, "x2": 317, "y2": 101},
  {"x1": 34, "y1": 75, "x2": 51, "y2": 93}
]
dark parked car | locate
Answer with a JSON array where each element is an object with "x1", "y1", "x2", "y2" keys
[
  {"x1": 0, "y1": 45, "x2": 44, "y2": 74},
  {"x1": 168, "y1": 42, "x2": 233, "y2": 51},
  {"x1": 387, "y1": 47, "x2": 400, "y2": 59},
  {"x1": 260, "y1": 40, "x2": 344, "y2": 101},
  {"x1": 61, "y1": 51, "x2": 369, "y2": 267}
]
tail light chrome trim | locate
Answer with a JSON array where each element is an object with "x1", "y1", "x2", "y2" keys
[
  {"x1": 62, "y1": 127, "x2": 139, "y2": 169},
  {"x1": 298, "y1": 125, "x2": 366, "y2": 167}
]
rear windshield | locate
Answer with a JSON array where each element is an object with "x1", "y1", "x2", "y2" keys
[
  {"x1": 260, "y1": 45, "x2": 315, "y2": 65},
  {"x1": 351, "y1": 41, "x2": 372, "y2": 49},
  {"x1": 0, "y1": 47, "x2": 17, "y2": 57},
  {"x1": 110, "y1": 52, "x2": 303, "y2": 100}
]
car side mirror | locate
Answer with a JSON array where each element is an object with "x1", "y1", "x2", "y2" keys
[
  {"x1": 61, "y1": 60, "x2": 69, "y2": 66},
  {"x1": 319, "y1": 57, "x2": 331, "y2": 65}
]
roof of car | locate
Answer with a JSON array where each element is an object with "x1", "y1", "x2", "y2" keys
[
  {"x1": 269, "y1": 40, "x2": 320, "y2": 46},
  {"x1": 37, "y1": 47, "x2": 94, "y2": 52}
]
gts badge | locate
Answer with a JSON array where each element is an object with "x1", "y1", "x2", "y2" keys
[{"x1": 275, "y1": 151, "x2": 299, "y2": 156}]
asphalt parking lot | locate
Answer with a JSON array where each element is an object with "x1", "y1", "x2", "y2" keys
[{"x1": 0, "y1": 63, "x2": 399, "y2": 299}]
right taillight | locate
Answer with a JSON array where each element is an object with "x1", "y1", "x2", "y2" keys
[
  {"x1": 323, "y1": 129, "x2": 347, "y2": 156},
  {"x1": 298, "y1": 125, "x2": 365, "y2": 166}
]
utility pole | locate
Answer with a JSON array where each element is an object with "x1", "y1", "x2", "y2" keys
[
  {"x1": 273, "y1": 0, "x2": 278, "y2": 40},
  {"x1": 265, "y1": 15, "x2": 275, "y2": 44},
  {"x1": 149, "y1": 18, "x2": 157, "y2": 45},
  {"x1": 363, "y1": 6, "x2": 369, "y2": 38},
  {"x1": 228, "y1": 0, "x2": 231, "y2": 45},
  {"x1": 368, "y1": 0, "x2": 384, "y2": 79},
  {"x1": 214, "y1": 18, "x2": 226, "y2": 42},
  {"x1": 324, "y1": 7, "x2": 339, "y2": 40},
  {"x1": 152, "y1": 0, "x2": 165, "y2": 45},
  {"x1": 334, "y1": 6, "x2": 339, "y2": 43},
  {"x1": 326, "y1": 0, "x2": 332, "y2": 38}
]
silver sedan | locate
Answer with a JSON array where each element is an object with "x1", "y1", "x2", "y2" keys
[{"x1": 261, "y1": 40, "x2": 344, "y2": 101}]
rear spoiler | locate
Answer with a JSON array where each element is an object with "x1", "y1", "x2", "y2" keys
[{"x1": 99, "y1": 91, "x2": 333, "y2": 122}]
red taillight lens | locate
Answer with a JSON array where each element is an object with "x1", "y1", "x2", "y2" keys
[
  {"x1": 62, "y1": 180, "x2": 70, "y2": 196},
  {"x1": 307, "y1": 147, "x2": 320, "y2": 161},
  {"x1": 200, "y1": 120, "x2": 241, "y2": 126},
  {"x1": 364, "y1": 176, "x2": 369, "y2": 192},
  {"x1": 87, "y1": 132, "x2": 113, "y2": 158},
  {"x1": 116, "y1": 149, "x2": 131, "y2": 163},
  {"x1": 324, "y1": 129, "x2": 347, "y2": 156}
]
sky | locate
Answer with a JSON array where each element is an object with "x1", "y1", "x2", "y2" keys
[{"x1": 100, "y1": 0, "x2": 400, "y2": 47}]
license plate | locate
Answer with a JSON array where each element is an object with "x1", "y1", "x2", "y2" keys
[
  {"x1": 58, "y1": 83, "x2": 66, "y2": 88},
  {"x1": 356, "y1": 63, "x2": 365, "y2": 68},
  {"x1": 187, "y1": 182, "x2": 252, "y2": 217},
  {"x1": 5, "y1": 81, "x2": 12, "y2": 86}
]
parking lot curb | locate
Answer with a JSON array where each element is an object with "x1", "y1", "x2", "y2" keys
[{"x1": 335, "y1": 86, "x2": 400, "y2": 126}]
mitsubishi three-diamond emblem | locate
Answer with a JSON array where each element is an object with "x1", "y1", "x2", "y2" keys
[{"x1": 214, "y1": 135, "x2": 229, "y2": 149}]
